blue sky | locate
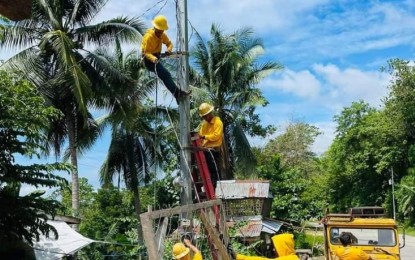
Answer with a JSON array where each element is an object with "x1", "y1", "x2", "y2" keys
[{"x1": 8, "y1": 0, "x2": 415, "y2": 191}]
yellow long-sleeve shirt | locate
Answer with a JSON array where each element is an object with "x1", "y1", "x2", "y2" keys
[
  {"x1": 193, "y1": 252, "x2": 203, "y2": 260},
  {"x1": 235, "y1": 234, "x2": 299, "y2": 260},
  {"x1": 334, "y1": 246, "x2": 370, "y2": 260},
  {"x1": 140, "y1": 28, "x2": 173, "y2": 63},
  {"x1": 198, "y1": 116, "x2": 223, "y2": 148}
]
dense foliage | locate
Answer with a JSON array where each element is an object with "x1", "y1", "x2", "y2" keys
[
  {"x1": 257, "y1": 122, "x2": 325, "y2": 222},
  {"x1": 0, "y1": 0, "x2": 146, "y2": 216},
  {"x1": 190, "y1": 24, "x2": 281, "y2": 175},
  {"x1": 52, "y1": 177, "x2": 179, "y2": 259},
  {"x1": 0, "y1": 71, "x2": 70, "y2": 254}
]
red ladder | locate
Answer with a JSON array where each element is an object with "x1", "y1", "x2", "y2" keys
[
  {"x1": 191, "y1": 133, "x2": 216, "y2": 201},
  {"x1": 190, "y1": 133, "x2": 223, "y2": 260}
]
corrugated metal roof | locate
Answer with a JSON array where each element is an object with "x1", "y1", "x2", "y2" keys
[
  {"x1": 235, "y1": 219, "x2": 289, "y2": 237},
  {"x1": 215, "y1": 180, "x2": 271, "y2": 199},
  {"x1": 262, "y1": 219, "x2": 284, "y2": 234},
  {"x1": 237, "y1": 220, "x2": 263, "y2": 237}
]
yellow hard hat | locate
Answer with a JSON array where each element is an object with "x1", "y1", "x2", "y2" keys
[
  {"x1": 172, "y1": 242, "x2": 190, "y2": 259},
  {"x1": 198, "y1": 103, "x2": 214, "y2": 117},
  {"x1": 152, "y1": 15, "x2": 169, "y2": 30}
]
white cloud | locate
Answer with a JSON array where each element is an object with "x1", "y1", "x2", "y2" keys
[
  {"x1": 268, "y1": 2, "x2": 415, "y2": 63},
  {"x1": 313, "y1": 63, "x2": 390, "y2": 108},
  {"x1": 187, "y1": 0, "x2": 330, "y2": 34},
  {"x1": 256, "y1": 64, "x2": 390, "y2": 154},
  {"x1": 263, "y1": 69, "x2": 321, "y2": 98}
]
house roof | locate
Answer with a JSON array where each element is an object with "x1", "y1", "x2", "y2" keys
[
  {"x1": 215, "y1": 180, "x2": 272, "y2": 199},
  {"x1": 0, "y1": 0, "x2": 32, "y2": 21}
]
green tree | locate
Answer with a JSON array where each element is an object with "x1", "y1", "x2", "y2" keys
[
  {"x1": 258, "y1": 121, "x2": 323, "y2": 221},
  {"x1": 50, "y1": 177, "x2": 95, "y2": 217},
  {"x1": 79, "y1": 186, "x2": 142, "y2": 259},
  {"x1": 380, "y1": 59, "x2": 415, "y2": 223},
  {"x1": 323, "y1": 101, "x2": 406, "y2": 212},
  {"x1": 393, "y1": 145, "x2": 415, "y2": 224},
  {"x1": 52, "y1": 178, "x2": 144, "y2": 258},
  {"x1": 384, "y1": 59, "x2": 415, "y2": 142},
  {"x1": 0, "y1": 0, "x2": 145, "y2": 216},
  {"x1": 264, "y1": 121, "x2": 320, "y2": 174},
  {"x1": 94, "y1": 40, "x2": 178, "y2": 241},
  {"x1": 191, "y1": 24, "x2": 281, "y2": 176},
  {"x1": 0, "y1": 70, "x2": 69, "y2": 252}
]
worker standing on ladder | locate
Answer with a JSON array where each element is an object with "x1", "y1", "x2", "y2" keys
[
  {"x1": 141, "y1": 15, "x2": 191, "y2": 102},
  {"x1": 197, "y1": 103, "x2": 223, "y2": 189}
]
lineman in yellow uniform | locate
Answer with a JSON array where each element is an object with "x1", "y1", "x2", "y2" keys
[
  {"x1": 230, "y1": 234, "x2": 299, "y2": 260},
  {"x1": 141, "y1": 15, "x2": 190, "y2": 102},
  {"x1": 334, "y1": 232, "x2": 372, "y2": 260},
  {"x1": 172, "y1": 238, "x2": 203, "y2": 260},
  {"x1": 197, "y1": 103, "x2": 223, "y2": 188}
]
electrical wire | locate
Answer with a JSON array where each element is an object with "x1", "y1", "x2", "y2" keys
[
  {"x1": 136, "y1": 0, "x2": 169, "y2": 20},
  {"x1": 142, "y1": 2, "x2": 251, "y2": 256}
]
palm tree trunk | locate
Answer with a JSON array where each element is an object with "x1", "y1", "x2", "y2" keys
[
  {"x1": 66, "y1": 108, "x2": 79, "y2": 218},
  {"x1": 126, "y1": 133, "x2": 143, "y2": 241}
]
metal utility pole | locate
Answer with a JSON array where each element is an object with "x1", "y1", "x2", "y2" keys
[
  {"x1": 391, "y1": 168, "x2": 396, "y2": 220},
  {"x1": 177, "y1": 0, "x2": 192, "y2": 207}
]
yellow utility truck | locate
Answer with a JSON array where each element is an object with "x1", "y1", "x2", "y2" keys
[{"x1": 322, "y1": 207, "x2": 404, "y2": 260}]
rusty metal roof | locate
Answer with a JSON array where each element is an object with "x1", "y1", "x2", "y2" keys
[
  {"x1": 236, "y1": 220, "x2": 263, "y2": 237},
  {"x1": 235, "y1": 219, "x2": 291, "y2": 237},
  {"x1": 215, "y1": 180, "x2": 271, "y2": 199}
]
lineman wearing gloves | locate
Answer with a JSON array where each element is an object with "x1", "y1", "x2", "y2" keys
[
  {"x1": 141, "y1": 15, "x2": 191, "y2": 102},
  {"x1": 172, "y1": 238, "x2": 203, "y2": 260},
  {"x1": 197, "y1": 103, "x2": 224, "y2": 188}
]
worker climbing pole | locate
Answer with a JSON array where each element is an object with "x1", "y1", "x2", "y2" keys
[
  {"x1": 141, "y1": 15, "x2": 191, "y2": 102},
  {"x1": 139, "y1": 0, "x2": 192, "y2": 209}
]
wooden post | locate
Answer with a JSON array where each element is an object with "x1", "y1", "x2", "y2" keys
[
  {"x1": 140, "y1": 200, "x2": 223, "y2": 259},
  {"x1": 155, "y1": 217, "x2": 169, "y2": 256},
  {"x1": 177, "y1": 0, "x2": 192, "y2": 211},
  {"x1": 140, "y1": 213, "x2": 159, "y2": 260},
  {"x1": 199, "y1": 211, "x2": 231, "y2": 260}
]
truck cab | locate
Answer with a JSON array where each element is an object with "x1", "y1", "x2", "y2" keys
[{"x1": 322, "y1": 207, "x2": 404, "y2": 260}]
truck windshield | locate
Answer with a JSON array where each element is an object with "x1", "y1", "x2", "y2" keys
[{"x1": 330, "y1": 228, "x2": 396, "y2": 246}]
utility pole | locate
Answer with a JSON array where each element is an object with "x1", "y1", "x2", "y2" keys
[
  {"x1": 391, "y1": 168, "x2": 396, "y2": 220},
  {"x1": 177, "y1": 0, "x2": 192, "y2": 207}
]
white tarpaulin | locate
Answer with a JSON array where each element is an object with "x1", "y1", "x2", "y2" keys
[{"x1": 33, "y1": 220, "x2": 94, "y2": 260}]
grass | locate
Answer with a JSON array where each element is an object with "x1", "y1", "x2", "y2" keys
[
  {"x1": 400, "y1": 225, "x2": 415, "y2": 236},
  {"x1": 305, "y1": 233, "x2": 324, "y2": 246},
  {"x1": 298, "y1": 231, "x2": 325, "y2": 256}
]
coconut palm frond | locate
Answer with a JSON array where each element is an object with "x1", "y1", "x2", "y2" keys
[{"x1": 77, "y1": 16, "x2": 146, "y2": 45}]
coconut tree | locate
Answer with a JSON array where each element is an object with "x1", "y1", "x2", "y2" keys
[
  {"x1": 190, "y1": 24, "x2": 282, "y2": 176},
  {"x1": 0, "y1": 0, "x2": 146, "y2": 216},
  {"x1": 93, "y1": 40, "x2": 178, "y2": 240}
]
